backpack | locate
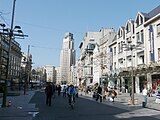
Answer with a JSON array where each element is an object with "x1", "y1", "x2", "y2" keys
[{"x1": 70, "y1": 87, "x2": 75, "y2": 94}]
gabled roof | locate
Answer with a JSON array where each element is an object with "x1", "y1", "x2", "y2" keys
[
  {"x1": 148, "y1": 5, "x2": 160, "y2": 18},
  {"x1": 125, "y1": 19, "x2": 134, "y2": 28},
  {"x1": 117, "y1": 26, "x2": 125, "y2": 34},
  {"x1": 136, "y1": 5, "x2": 160, "y2": 22},
  {"x1": 141, "y1": 12, "x2": 150, "y2": 18},
  {"x1": 134, "y1": 12, "x2": 149, "y2": 23}
]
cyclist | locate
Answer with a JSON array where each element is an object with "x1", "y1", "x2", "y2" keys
[{"x1": 67, "y1": 83, "x2": 76, "y2": 105}]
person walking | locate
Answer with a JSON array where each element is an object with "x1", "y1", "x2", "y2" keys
[
  {"x1": 52, "y1": 83, "x2": 56, "y2": 98},
  {"x1": 45, "y1": 82, "x2": 53, "y2": 106},
  {"x1": 62, "y1": 85, "x2": 67, "y2": 97},
  {"x1": 128, "y1": 85, "x2": 132, "y2": 100},
  {"x1": 96, "y1": 85, "x2": 102, "y2": 102},
  {"x1": 142, "y1": 85, "x2": 148, "y2": 107},
  {"x1": 111, "y1": 90, "x2": 117, "y2": 102},
  {"x1": 57, "y1": 85, "x2": 62, "y2": 96}
]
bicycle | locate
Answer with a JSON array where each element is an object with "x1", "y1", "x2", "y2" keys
[{"x1": 70, "y1": 94, "x2": 75, "y2": 109}]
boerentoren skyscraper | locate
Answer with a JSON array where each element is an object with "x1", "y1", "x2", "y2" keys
[{"x1": 60, "y1": 32, "x2": 75, "y2": 84}]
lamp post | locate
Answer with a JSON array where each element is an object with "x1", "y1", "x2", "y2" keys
[
  {"x1": 0, "y1": 0, "x2": 28, "y2": 107},
  {"x1": 24, "y1": 45, "x2": 31, "y2": 95},
  {"x1": 123, "y1": 40, "x2": 142, "y2": 105}
]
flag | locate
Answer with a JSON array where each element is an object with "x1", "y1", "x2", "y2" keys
[{"x1": 149, "y1": 25, "x2": 155, "y2": 62}]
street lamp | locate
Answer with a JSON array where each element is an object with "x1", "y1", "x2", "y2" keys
[
  {"x1": 123, "y1": 40, "x2": 143, "y2": 105},
  {"x1": 0, "y1": 0, "x2": 28, "y2": 107},
  {"x1": 23, "y1": 45, "x2": 32, "y2": 95}
]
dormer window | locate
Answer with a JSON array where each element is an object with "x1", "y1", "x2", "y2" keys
[
  {"x1": 140, "y1": 15, "x2": 143, "y2": 25},
  {"x1": 120, "y1": 30, "x2": 123, "y2": 38},
  {"x1": 118, "y1": 30, "x2": 120, "y2": 38},
  {"x1": 136, "y1": 14, "x2": 144, "y2": 27},
  {"x1": 118, "y1": 29, "x2": 123, "y2": 38},
  {"x1": 126, "y1": 23, "x2": 131, "y2": 33}
]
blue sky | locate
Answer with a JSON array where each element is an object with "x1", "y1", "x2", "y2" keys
[{"x1": 0, "y1": 0, "x2": 159, "y2": 68}]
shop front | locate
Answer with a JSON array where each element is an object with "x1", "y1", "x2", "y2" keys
[{"x1": 151, "y1": 74, "x2": 160, "y2": 93}]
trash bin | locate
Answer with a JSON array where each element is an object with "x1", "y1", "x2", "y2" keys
[{"x1": 142, "y1": 102, "x2": 146, "y2": 108}]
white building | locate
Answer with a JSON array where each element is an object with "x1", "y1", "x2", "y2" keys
[
  {"x1": 60, "y1": 32, "x2": 76, "y2": 84},
  {"x1": 44, "y1": 65, "x2": 56, "y2": 83},
  {"x1": 93, "y1": 28, "x2": 116, "y2": 86},
  {"x1": 55, "y1": 66, "x2": 61, "y2": 84},
  {"x1": 78, "y1": 28, "x2": 116, "y2": 88},
  {"x1": 109, "y1": 5, "x2": 160, "y2": 93}
]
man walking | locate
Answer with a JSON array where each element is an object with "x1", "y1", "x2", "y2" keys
[
  {"x1": 45, "y1": 82, "x2": 53, "y2": 106},
  {"x1": 96, "y1": 85, "x2": 102, "y2": 102},
  {"x1": 142, "y1": 85, "x2": 148, "y2": 107}
]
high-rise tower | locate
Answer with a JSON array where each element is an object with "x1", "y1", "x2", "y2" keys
[{"x1": 60, "y1": 32, "x2": 76, "y2": 84}]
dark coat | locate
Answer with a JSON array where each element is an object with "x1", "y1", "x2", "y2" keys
[
  {"x1": 97, "y1": 86, "x2": 102, "y2": 94},
  {"x1": 45, "y1": 84, "x2": 53, "y2": 96}
]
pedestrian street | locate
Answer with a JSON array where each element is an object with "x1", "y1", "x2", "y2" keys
[{"x1": 30, "y1": 91, "x2": 160, "y2": 120}]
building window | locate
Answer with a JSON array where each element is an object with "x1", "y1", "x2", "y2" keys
[
  {"x1": 126, "y1": 23, "x2": 131, "y2": 33},
  {"x1": 114, "y1": 47, "x2": 116, "y2": 55},
  {"x1": 158, "y1": 48, "x2": 160, "y2": 61},
  {"x1": 120, "y1": 41, "x2": 123, "y2": 52},
  {"x1": 157, "y1": 24, "x2": 160, "y2": 36},
  {"x1": 140, "y1": 15, "x2": 143, "y2": 25},
  {"x1": 114, "y1": 62, "x2": 116, "y2": 70},
  {"x1": 91, "y1": 57, "x2": 93, "y2": 64},
  {"x1": 136, "y1": 17, "x2": 139, "y2": 27},
  {"x1": 89, "y1": 39, "x2": 94, "y2": 41},
  {"x1": 136, "y1": 32, "x2": 140, "y2": 43},
  {"x1": 90, "y1": 79, "x2": 93, "y2": 83},
  {"x1": 118, "y1": 43, "x2": 120, "y2": 53},
  {"x1": 132, "y1": 24, "x2": 135, "y2": 34},
  {"x1": 140, "y1": 55, "x2": 144, "y2": 64},
  {"x1": 91, "y1": 67, "x2": 93, "y2": 75},
  {"x1": 110, "y1": 48, "x2": 112, "y2": 52},
  {"x1": 140, "y1": 30, "x2": 144, "y2": 43},
  {"x1": 118, "y1": 30, "x2": 121, "y2": 38}
]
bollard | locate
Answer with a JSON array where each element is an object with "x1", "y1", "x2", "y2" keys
[{"x1": 142, "y1": 102, "x2": 146, "y2": 107}]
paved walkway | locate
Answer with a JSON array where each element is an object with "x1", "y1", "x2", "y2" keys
[
  {"x1": 80, "y1": 92, "x2": 160, "y2": 111},
  {"x1": 0, "y1": 90, "x2": 160, "y2": 120},
  {"x1": 0, "y1": 90, "x2": 38, "y2": 120}
]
